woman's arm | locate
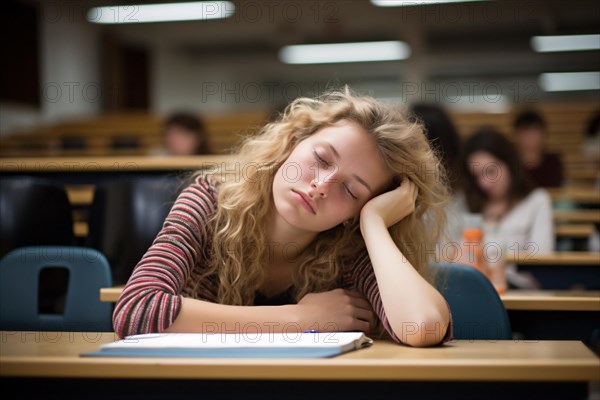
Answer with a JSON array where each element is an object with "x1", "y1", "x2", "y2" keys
[
  {"x1": 113, "y1": 175, "x2": 371, "y2": 337},
  {"x1": 164, "y1": 298, "x2": 298, "y2": 333},
  {"x1": 169, "y1": 288, "x2": 375, "y2": 334},
  {"x1": 359, "y1": 180, "x2": 451, "y2": 347}
]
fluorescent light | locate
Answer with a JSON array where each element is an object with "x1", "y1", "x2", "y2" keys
[
  {"x1": 279, "y1": 41, "x2": 410, "y2": 64},
  {"x1": 370, "y1": 0, "x2": 488, "y2": 6},
  {"x1": 531, "y1": 34, "x2": 600, "y2": 52},
  {"x1": 87, "y1": 1, "x2": 234, "y2": 24},
  {"x1": 539, "y1": 72, "x2": 600, "y2": 92}
]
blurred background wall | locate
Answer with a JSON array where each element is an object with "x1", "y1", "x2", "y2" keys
[{"x1": 0, "y1": 0, "x2": 598, "y2": 151}]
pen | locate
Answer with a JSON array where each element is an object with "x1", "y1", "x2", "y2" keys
[{"x1": 303, "y1": 330, "x2": 319, "y2": 333}]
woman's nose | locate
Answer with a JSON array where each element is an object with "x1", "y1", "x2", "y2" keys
[
  {"x1": 310, "y1": 179, "x2": 328, "y2": 198},
  {"x1": 310, "y1": 172, "x2": 336, "y2": 198}
]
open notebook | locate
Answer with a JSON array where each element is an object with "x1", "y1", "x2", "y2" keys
[{"x1": 82, "y1": 332, "x2": 373, "y2": 358}]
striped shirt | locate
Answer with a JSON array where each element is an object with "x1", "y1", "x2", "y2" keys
[{"x1": 113, "y1": 176, "x2": 453, "y2": 345}]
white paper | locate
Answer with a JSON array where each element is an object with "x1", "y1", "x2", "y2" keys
[{"x1": 102, "y1": 332, "x2": 372, "y2": 351}]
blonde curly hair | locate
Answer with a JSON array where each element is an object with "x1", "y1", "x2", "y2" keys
[{"x1": 194, "y1": 86, "x2": 450, "y2": 312}]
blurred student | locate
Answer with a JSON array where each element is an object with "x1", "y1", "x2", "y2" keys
[
  {"x1": 513, "y1": 110, "x2": 563, "y2": 187},
  {"x1": 151, "y1": 112, "x2": 210, "y2": 156},
  {"x1": 410, "y1": 103, "x2": 462, "y2": 193},
  {"x1": 454, "y1": 127, "x2": 554, "y2": 288},
  {"x1": 410, "y1": 103, "x2": 465, "y2": 254}
]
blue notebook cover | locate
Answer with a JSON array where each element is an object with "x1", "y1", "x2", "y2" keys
[{"x1": 81, "y1": 332, "x2": 373, "y2": 358}]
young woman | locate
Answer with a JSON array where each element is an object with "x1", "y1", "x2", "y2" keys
[
  {"x1": 453, "y1": 127, "x2": 555, "y2": 288},
  {"x1": 113, "y1": 88, "x2": 453, "y2": 347}
]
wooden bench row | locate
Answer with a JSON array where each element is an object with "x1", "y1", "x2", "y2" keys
[
  {"x1": 1, "y1": 105, "x2": 598, "y2": 185},
  {"x1": 0, "y1": 111, "x2": 269, "y2": 156}
]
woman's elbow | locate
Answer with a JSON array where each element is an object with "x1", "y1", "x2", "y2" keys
[
  {"x1": 112, "y1": 300, "x2": 144, "y2": 338},
  {"x1": 390, "y1": 313, "x2": 450, "y2": 347}
]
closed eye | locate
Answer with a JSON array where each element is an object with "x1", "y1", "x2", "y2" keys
[
  {"x1": 313, "y1": 150, "x2": 330, "y2": 168},
  {"x1": 343, "y1": 184, "x2": 358, "y2": 200}
]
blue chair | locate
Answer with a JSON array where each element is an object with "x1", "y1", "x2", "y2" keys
[
  {"x1": 430, "y1": 262, "x2": 512, "y2": 340},
  {"x1": 0, "y1": 246, "x2": 113, "y2": 332}
]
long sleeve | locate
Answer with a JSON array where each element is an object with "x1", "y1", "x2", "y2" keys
[
  {"x1": 112, "y1": 176, "x2": 218, "y2": 338},
  {"x1": 528, "y1": 189, "x2": 555, "y2": 253},
  {"x1": 343, "y1": 251, "x2": 453, "y2": 345}
]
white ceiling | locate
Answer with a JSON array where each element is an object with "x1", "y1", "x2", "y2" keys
[
  {"x1": 86, "y1": 0, "x2": 599, "y2": 102},
  {"x1": 12, "y1": 0, "x2": 594, "y2": 109}
]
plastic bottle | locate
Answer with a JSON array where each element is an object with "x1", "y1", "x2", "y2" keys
[
  {"x1": 461, "y1": 227, "x2": 485, "y2": 273},
  {"x1": 459, "y1": 213, "x2": 485, "y2": 275}
]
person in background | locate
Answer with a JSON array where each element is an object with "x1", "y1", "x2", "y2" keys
[
  {"x1": 409, "y1": 103, "x2": 465, "y2": 256},
  {"x1": 513, "y1": 110, "x2": 563, "y2": 187},
  {"x1": 454, "y1": 127, "x2": 554, "y2": 288},
  {"x1": 410, "y1": 103, "x2": 462, "y2": 194},
  {"x1": 113, "y1": 87, "x2": 453, "y2": 347},
  {"x1": 152, "y1": 112, "x2": 210, "y2": 156}
]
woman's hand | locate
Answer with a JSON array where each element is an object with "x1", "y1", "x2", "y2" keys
[
  {"x1": 360, "y1": 176, "x2": 418, "y2": 228},
  {"x1": 294, "y1": 288, "x2": 374, "y2": 333}
]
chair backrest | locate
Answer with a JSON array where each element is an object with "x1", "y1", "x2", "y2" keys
[
  {"x1": 0, "y1": 177, "x2": 75, "y2": 258},
  {"x1": 0, "y1": 246, "x2": 113, "y2": 331},
  {"x1": 86, "y1": 175, "x2": 183, "y2": 284},
  {"x1": 430, "y1": 262, "x2": 512, "y2": 340}
]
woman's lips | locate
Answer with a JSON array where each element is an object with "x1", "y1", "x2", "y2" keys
[{"x1": 292, "y1": 190, "x2": 316, "y2": 214}]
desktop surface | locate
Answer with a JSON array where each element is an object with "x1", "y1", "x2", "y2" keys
[{"x1": 1, "y1": 331, "x2": 598, "y2": 382}]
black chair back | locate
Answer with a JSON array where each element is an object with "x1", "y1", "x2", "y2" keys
[
  {"x1": 86, "y1": 175, "x2": 183, "y2": 284},
  {"x1": 0, "y1": 177, "x2": 75, "y2": 258}
]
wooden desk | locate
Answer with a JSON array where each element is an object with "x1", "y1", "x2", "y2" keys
[
  {"x1": 506, "y1": 252, "x2": 599, "y2": 290},
  {"x1": 100, "y1": 286, "x2": 122, "y2": 303},
  {"x1": 1, "y1": 331, "x2": 598, "y2": 382},
  {"x1": 554, "y1": 210, "x2": 600, "y2": 223},
  {"x1": 501, "y1": 290, "x2": 600, "y2": 311},
  {"x1": 65, "y1": 184, "x2": 95, "y2": 206},
  {"x1": 566, "y1": 167, "x2": 599, "y2": 182},
  {"x1": 99, "y1": 287, "x2": 600, "y2": 351},
  {"x1": 100, "y1": 287, "x2": 600, "y2": 313},
  {"x1": 555, "y1": 224, "x2": 596, "y2": 239},
  {"x1": 74, "y1": 221, "x2": 88, "y2": 237},
  {"x1": 502, "y1": 291, "x2": 600, "y2": 349},
  {"x1": 507, "y1": 251, "x2": 600, "y2": 265},
  {"x1": 0, "y1": 155, "x2": 233, "y2": 172},
  {"x1": 547, "y1": 187, "x2": 600, "y2": 205}
]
